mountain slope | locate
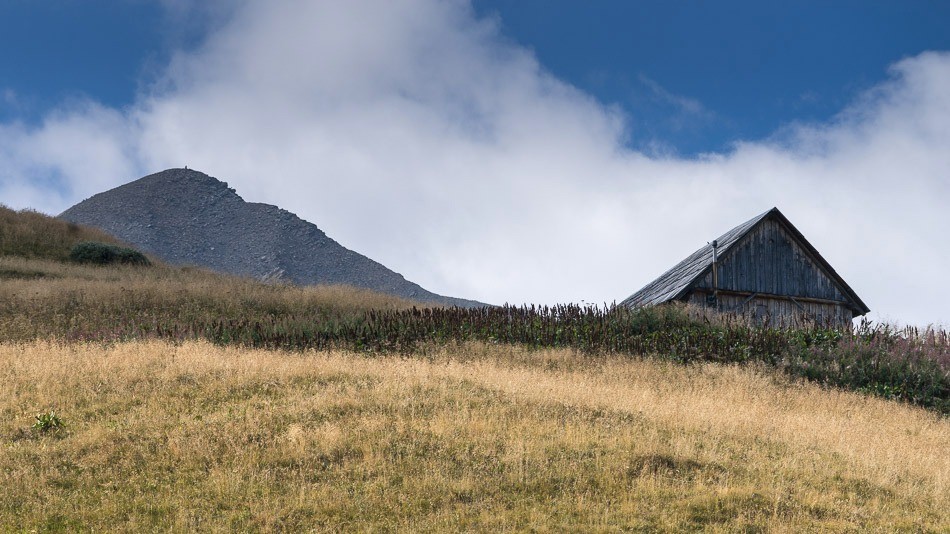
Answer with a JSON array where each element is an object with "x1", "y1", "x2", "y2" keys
[{"x1": 60, "y1": 168, "x2": 482, "y2": 307}]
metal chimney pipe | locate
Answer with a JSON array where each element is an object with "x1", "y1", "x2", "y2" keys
[{"x1": 711, "y1": 240, "x2": 719, "y2": 305}]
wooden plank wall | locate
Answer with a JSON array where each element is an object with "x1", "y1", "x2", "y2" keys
[
  {"x1": 696, "y1": 219, "x2": 848, "y2": 302},
  {"x1": 687, "y1": 292, "x2": 853, "y2": 328}
]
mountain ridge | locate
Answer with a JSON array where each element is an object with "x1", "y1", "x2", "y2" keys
[{"x1": 59, "y1": 168, "x2": 484, "y2": 307}]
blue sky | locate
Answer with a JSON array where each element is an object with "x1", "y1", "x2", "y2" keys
[
  {"x1": 0, "y1": 1, "x2": 209, "y2": 121},
  {"x1": 1, "y1": 1, "x2": 949, "y2": 325},
  {"x1": 0, "y1": 2, "x2": 156, "y2": 118},
  {"x1": 3, "y1": 1, "x2": 947, "y2": 155},
  {"x1": 474, "y1": 1, "x2": 950, "y2": 155}
]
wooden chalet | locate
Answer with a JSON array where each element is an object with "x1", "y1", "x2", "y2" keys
[{"x1": 620, "y1": 207, "x2": 869, "y2": 327}]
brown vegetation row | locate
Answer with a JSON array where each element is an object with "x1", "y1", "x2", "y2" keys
[{"x1": 3, "y1": 253, "x2": 948, "y2": 414}]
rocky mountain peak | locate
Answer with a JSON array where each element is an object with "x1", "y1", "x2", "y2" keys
[{"x1": 60, "y1": 168, "x2": 483, "y2": 307}]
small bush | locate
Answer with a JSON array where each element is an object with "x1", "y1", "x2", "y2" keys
[
  {"x1": 69, "y1": 242, "x2": 151, "y2": 266},
  {"x1": 32, "y1": 410, "x2": 64, "y2": 433}
]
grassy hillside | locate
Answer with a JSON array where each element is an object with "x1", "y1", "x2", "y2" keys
[
  {"x1": 0, "y1": 255, "x2": 417, "y2": 328},
  {"x1": 0, "y1": 206, "x2": 419, "y2": 340},
  {"x1": 0, "y1": 205, "x2": 130, "y2": 261},
  {"x1": 1, "y1": 206, "x2": 949, "y2": 530},
  {"x1": 3, "y1": 250, "x2": 947, "y2": 414},
  {"x1": 2, "y1": 340, "x2": 947, "y2": 531}
]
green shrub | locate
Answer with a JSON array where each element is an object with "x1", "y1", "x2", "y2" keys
[
  {"x1": 69, "y1": 242, "x2": 151, "y2": 266},
  {"x1": 32, "y1": 410, "x2": 64, "y2": 433}
]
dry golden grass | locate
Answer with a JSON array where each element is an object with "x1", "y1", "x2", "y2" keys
[
  {"x1": 1, "y1": 340, "x2": 946, "y2": 531},
  {"x1": 0, "y1": 255, "x2": 415, "y2": 310},
  {"x1": 0, "y1": 256, "x2": 417, "y2": 341},
  {"x1": 0, "y1": 203, "x2": 419, "y2": 317},
  {"x1": 0, "y1": 206, "x2": 130, "y2": 261}
]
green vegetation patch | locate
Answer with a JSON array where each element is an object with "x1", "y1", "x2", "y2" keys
[{"x1": 69, "y1": 242, "x2": 151, "y2": 267}]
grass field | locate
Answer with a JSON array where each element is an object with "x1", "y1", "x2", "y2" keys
[
  {"x1": 1, "y1": 206, "x2": 949, "y2": 531},
  {"x1": 2, "y1": 340, "x2": 948, "y2": 531},
  {"x1": 4, "y1": 251, "x2": 947, "y2": 415}
]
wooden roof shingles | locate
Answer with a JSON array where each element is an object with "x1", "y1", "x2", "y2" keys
[{"x1": 620, "y1": 209, "x2": 770, "y2": 309}]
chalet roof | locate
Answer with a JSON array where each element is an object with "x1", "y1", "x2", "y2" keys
[{"x1": 620, "y1": 207, "x2": 870, "y2": 315}]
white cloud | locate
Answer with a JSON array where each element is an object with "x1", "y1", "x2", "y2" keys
[
  {"x1": 0, "y1": 100, "x2": 141, "y2": 212},
  {"x1": 638, "y1": 73, "x2": 712, "y2": 118},
  {"x1": 1, "y1": 88, "x2": 17, "y2": 108},
  {"x1": 0, "y1": 0, "x2": 948, "y2": 326}
]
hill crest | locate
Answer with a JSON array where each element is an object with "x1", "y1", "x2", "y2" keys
[{"x1": 60, "y1": 168, "x2": 482, "y2": 307}]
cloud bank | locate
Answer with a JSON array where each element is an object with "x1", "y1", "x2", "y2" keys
[{"x1": 1, "y1": 0, "x2": 948, "y2": 326}]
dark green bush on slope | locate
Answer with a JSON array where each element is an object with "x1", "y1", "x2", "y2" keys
[{"x1": 69, "y1": 242, "x2": 151, "y2": 266}]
